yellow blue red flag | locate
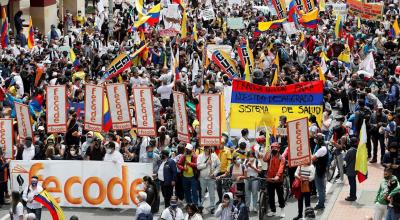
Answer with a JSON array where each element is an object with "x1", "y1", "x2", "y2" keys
[
  {"x1": 27, "y1": 16, "x2": 34, "y2": 49},
  {"x1": 355, "y1": 120, "x2": 368, "y2": 183},
  {"x1": 34, "y1": 190, "x2": 65, "y2": 220}
]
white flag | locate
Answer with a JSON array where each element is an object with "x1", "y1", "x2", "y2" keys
[{"x1": 359, "y1": 52, "x2": 376, "y2": 75}]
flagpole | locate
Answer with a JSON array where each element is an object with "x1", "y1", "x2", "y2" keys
[{"x1": 108, "y1": 0, "x2": 114, "y2": 41}]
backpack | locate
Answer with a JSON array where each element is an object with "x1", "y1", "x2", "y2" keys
[
  {"x1": 136, "y1": 212, "x2": 153, "y2": 220},
  {"x1": 20, "y1": 187, "x2": 30, "y2": 207}
]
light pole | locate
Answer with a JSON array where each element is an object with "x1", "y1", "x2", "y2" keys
[{"x1": 108, "y1": 0, "x2": 113, "y2": 39}]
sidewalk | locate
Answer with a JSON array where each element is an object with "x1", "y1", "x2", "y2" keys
[{"x1": 325, "y1": 162, "x2": 383, "y2": 220}]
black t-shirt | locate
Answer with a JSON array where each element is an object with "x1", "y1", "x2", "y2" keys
[
  {"x1": 85, "y1": 146, "x2": 105, "y2": 161},
  {"x1": 65, "y1": 119, "x2": 80, "y2": 146}
]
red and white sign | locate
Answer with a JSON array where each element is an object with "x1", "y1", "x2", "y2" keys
[
  {"x1": 15, "y1": 103, "x2": 32, "y2": 140},
  {"x1": 106, "y1": 84, "x2": 132, "y2": 130},
  {"x1": 132, "y1": 87, "x2": 156, "y2": 136},
  {"x1": 287, "y1": 118, "x2": 311, "y2": 167},
  {"x1": 199, "y1": 94, "x2": 221, "y2": 146},
  {"x1": 46, "y1": 86, "x2": 67, "y2": 133},
  {"x1": 84, "y1": 85, "x2": 104, "y2": 132},
  {"x1": 173, "y1": 92, "x2": 190, "y2": 143},
  {"x1": 0, "y1": 119, "x2": 13, "y2": 159}
]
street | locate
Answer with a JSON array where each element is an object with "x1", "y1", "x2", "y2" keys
[{"x1": 0, "y1": 182, "x2": 340, "y2": 220}]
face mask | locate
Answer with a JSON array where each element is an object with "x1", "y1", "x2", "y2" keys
[
  {"x1": 171, "y1": 204, "x2": 177, "y2": 209},
  {"x1": 70, "y1": 150, "x2": 76, "y2": 156},
  {"x1": 87, "y1": 137, "x2": 93, "y2": 143},
  {"x1": 236, "y1": 159, "x2": 241, "y2": 164},
  {"x1": 106, "y1": 149, "x2": 112, "y2": 154},
  {"x1": 31, "y1": 182, "x2": 37, "y2": 187},
  {"x1": 385, "y1": 175, "x2": 390, "y2": 180},
  {"x1": 186, "y1": 150, "x2": 192, "y2": 155},
  {"x1": 147, "y1": 152, "x2": 154, "y2": 158},
  {"x1": 272, "y1": 150, "x2": 278, "y2": 155},
  {"x1": 233, "y1": 199, "x2": 239, "y2": 205},
  {"x1": 34, "y1": 137, "x2": 40, "y2": 142}
]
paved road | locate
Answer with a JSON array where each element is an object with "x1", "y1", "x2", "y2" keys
[{"x1": 0, "y1": 181, "x2": 341, "y2": 220}]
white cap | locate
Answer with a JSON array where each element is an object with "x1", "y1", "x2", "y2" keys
[
  {"x1": 124, "y1": 136, "x2": 131, "y2": 142},
  {"x1": 185, "y1": 143, "x2": 194, "y2": 151},
  {"x1": 38, "y1": 126, "x2": 45, "y2": 131}
]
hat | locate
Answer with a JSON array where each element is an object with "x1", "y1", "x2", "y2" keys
[
  {"x1": 124, "y1": 136, "x2": 131, "y2": 142},
  {"x1": 185, "y1": 143, "x2": 194, "y2": 151},
  {"x1": 87, "y1": 131, "x2": 94, "y2": 137},
  {"x1": 271, "y1": 142, "x2": 280, "y2": 150},
  {"x1": 38, "y1": 126, "x2": 45, "y2": 131}
]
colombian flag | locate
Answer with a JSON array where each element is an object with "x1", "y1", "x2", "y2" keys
[
  {"x1": 271, "y1": 53, "x2": 279, "y2": 86},
  {"x1": 69, "y1": 48, "x2": 79, "y2": 67},
  {"x1": 355, "y1": 120, "x2": 368, "y2": 183},
  {"x1": 244, "y1": 61, "x2": 251, "y2": 82},
  {"x1": 1, "y1": 7, "x2": 9, "y2": 49},
  {"x1": 299, "y1": 31, "x2": 305, "y2": 47},
  {"x1": 193, "y1": 22, "x2": 198, "y2": 42},
  {"x1": 287, "y1": 0, "x2": 298, "y2": 23},
  {"x1": 390, "y1": 19, "x2": 400, "y2": 38},
  {"x1": 334, "y1": 14, "x2": 343, "y2": 39},
  {"x1": 34, "y1": 190, "x2": 65, "y2": 220},
  {"x1": 181, "y1": 9, "x2": 188, "y2": 38},
  {"x1": 27, "y1": 16, "x2": 34, "y2": 49},
  {"x1": 146, "y1": 3, "x2": 161, "y2": 26},
  {"x1": 103, "y1": 95, "x2": 112, "y2": 132},
  {"x1": 258, "y1": 18, "x2": 287, "y2": 32},
  {"x1": 300, "y1": 8, "x2": 319, "y2": 29}
]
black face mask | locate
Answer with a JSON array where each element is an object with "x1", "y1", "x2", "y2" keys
[
  {"x1": 186, "y1": 150, "x2": 192, "y2": 155},
  {"x1": 272, "y1": 150, "x2": 278, "y2": 155}
]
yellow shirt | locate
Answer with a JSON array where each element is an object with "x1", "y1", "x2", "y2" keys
[
  {"x1": 183, "y1": 155, "x2": 194, "y2": 177},
  {"x1": 72, "y1": 71, "x2": 85, "y2": 82},
  {"x1": 232, "y1": 149, "x2": 247, "y2": 160},
  {"x1": 76, "y1": 15, "x2": 86, "y2": 26},
  {"x1": 218, "y1": 147, "x2": 232, "y2": 173},
  {"x1": 8, "y1": 86, "x2": 17, "y2": 97}
]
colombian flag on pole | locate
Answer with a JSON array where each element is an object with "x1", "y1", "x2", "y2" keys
[
  {"x1": 271, "y1": 53, "x2": 279, "y2": 86},
  {"x1": 258, "y1": 18, "x2": 287, "y2": 32},
  {"x1": 181, "y1": 9, "x2": 188, "y2": 38},
  {"x1": 1, "y1": 7, "x2": 9, "y2": 49},
  {"x1": 299, "y1": 8, "x2": 319, "y2": 29},
  {"x1": 390, "y1": 19, "x2": 400, "y2": 38},
  {"x1": 34, "y1": 190, "x2": 65, "y2": 220},
  {"x1": 334, "y1": 14, "x2": 343, "y2": 39},
  {"x1": 287, "y1": 0, "x2": 298, "y2": 23},
  {"x1": 299, "y1": 31, "x2": 305, "y2": 47},
  {"x1": 193, "y1": 22, "x2": 198, "y2": 42},
  {"x1": 27, "y1": 16, "x2": 35, "y2": 49},
  {"x1": 146, "y1": 3, "x2": 161, "y2": 27},
  {"x1": 102, "y1": 95, "x2": 112, "y2": 132},
  {"x1": 355, "y1": 120, "x2": 368, "y2": 183},
  {"x1": 69, "y1": 48, "x2": 79, "y2": 67}
]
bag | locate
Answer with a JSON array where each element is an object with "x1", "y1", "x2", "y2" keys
[
  {"x1": 292, "y1": 178, "x2": 302, "y2": 200},
  {"x1": 137, "y1": 213, "x2": 153, "y2": 220},
  {"x1": 301, "y1": 180, "x2": 310, "y2": 193},
  {"x1": 20, "y1": 187, "x2": 30, "y2": 207}
]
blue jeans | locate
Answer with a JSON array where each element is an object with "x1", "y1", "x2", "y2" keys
[
  {"x1": 386, "y1": 206, "x2": 400, "y2": 220},
  {"x1": 182, "y1": 176, "x2": 199, "y2": 205},
  {"x1": 314, "y1": 175, "x2": 326, "y2": 207}
]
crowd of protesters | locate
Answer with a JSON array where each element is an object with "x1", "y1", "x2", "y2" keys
[{"x1": 0, "y1": 0, "x2": 399, "y2": 219}]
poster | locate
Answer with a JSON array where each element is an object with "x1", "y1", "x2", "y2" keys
[
  {"x1": 211, "y1": 50, "x2": 239, "y2": 78},
  {"x1": 163, "y1": 4, "x2": 181, "y2": 30},
  {"x1": 202, "y1": 7, "x2": 216, "y2": 21},
  {"x1": 15, "y1": 103, "x2": 32, "y2": 140},
  {"x1": 347, "y1": 0, "x2": 383, "y2": 21},
  {"x1": 84, "y1": 85, "x2": 104, "y2": 132},
  {"x1": 173, "y1": 92, "x2": 190, "y2": 143},
  {"x1": 99, "y1": 53, "x2": 132, "y2": 83},
  {"x1": 10, "y1": 160, "x2": 152, "y2": 208},
  {"x1": 199, "y1": 94, "x2": 221, "y2": 146},
  {"x1": 270, "y1": 0, "x2": 287, "y2": 19},
  {"x1": 132, "y1": 87, "x2": 157, "y2": 137},
  {"x1": 230, "y1": 80, "x2": 324, "y2": 138},
  {"x1": 283, "y1": 22, "x2": 299, "y2": 35},
  {"x1": 287, "y1": 118, "x2": 311, "y2": 167},
  {"x1": 46, "y1": 86, "x2": 67, "y2": 133},
  {"x1": 0, "y1": 119, "x2": 13, "y2": 159},
  {"x1": 227, "y1": 17, "x2": 245, "y2": 29},
  {"x1": 106, "y1": 84, "x2": 132, "y2": 130}
]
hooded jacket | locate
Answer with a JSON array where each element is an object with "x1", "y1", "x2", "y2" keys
[
  {"x1": 215, "y1": 193, "x2": 234, "y2": 220},
  {"x1": 375, "y1": 175, "x2": 400, "y2": 205}
]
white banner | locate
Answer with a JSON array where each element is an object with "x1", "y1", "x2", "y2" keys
[
  {"x1": 199, "y1": 94, "x2": 221, "y2": 146},
  {"x1": 10, "y1": 160, "x2": 152, "y2": 208},
  {"x1": 84, "y1": 85, "x2": 104, "y2": 132},
  {"x1": 287, "y1": 118, "x2": 311, "y2": 167},
  {"x1": 46, "y1": 86, "x2": 67, "y2": 133},
  {"x1": 206, "y1": 44, "x2": 232, "y2": 59},
  {"x1": 106, "y1": 84, "x2": 132, "y2": 130},
  {"x1": 201, "y1": 7, "x2": 216, "y2": 21},
  {"x1": 133, "y1": 87, "x2": 156, "y2": 137},
  {"x1": 283, "y1": 22, "x2": 298, "y2": 35},
  {"x1": 173, "y1": 92, "x2": 190, "y2": 143},
  {"x1": 0, "y1": 119, "x2": 13, "y2": 159},
  {"x1": 15, "y1": 103, "x2": 32, "y2": 140}
]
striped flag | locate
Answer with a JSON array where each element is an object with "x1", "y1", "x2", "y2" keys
[
  {"x1": 102, "y1": 95, "x2": 112, "y2": 132},
  {"x1": 27, "y1": 16, "x2": 35, "y2": 49},
  {"x1": 355, "y1": 120, "x2": 368, "y2": 183},
  {"x1": 271, "y1": 53, "x2": 279, "y2": 86},
  {"x1": 1, "y1": 7, "x2": 9, "y2": 49},
  {"x1": 34, "y1": 190, "x2": 65, "y2": 220}
]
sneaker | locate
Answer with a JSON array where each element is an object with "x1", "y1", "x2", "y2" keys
[
  {"x1": 279, "y1": 208, "x2": 285, "y2": 218},
  {"x1": 210, "y1": 208, "x2": 215, "y2": 214},
  {"x1": 369, "y1": 158, "x2": 377, "y2": 163},
  {"x1": 345, "y1": 196, "x2": 357, "y2": 201},
  {"x1": 314, "y1": 204, "x2": 325, "y2": 210},
  {"x1": 267, "y1": 211, "x2": 276, "y2": 217}
]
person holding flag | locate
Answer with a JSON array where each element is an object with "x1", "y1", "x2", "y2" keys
[
  {"x1": 22, "y1": 176, "x2": 43, "y2": 220},
  {"x1": 344, "y1": 137, "x2": 359, "y2": 201}
]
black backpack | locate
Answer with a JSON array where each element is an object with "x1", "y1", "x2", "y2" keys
[{"x1": 136, "y1": 212, "x2": 153, "y2": 220}]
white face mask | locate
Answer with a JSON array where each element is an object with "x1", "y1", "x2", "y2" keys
[
  {"x1": 70, "y1": 150, "x2": 76, "y2": 156},
  {"x1": 106, "y1": 149, "x2": 112, "y2": 154}
]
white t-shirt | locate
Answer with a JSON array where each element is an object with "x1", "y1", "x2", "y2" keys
[
  {"x1": 161, "y1": 207, "x2": 184, "y2": 220},
  {"x1": 157, "y1": 83, "x2": 174, "y2": 100},
  {"x1": 158, "y1": 161, "x2": 166, "y2": 181},
  {"x1": 314, "y1": 146, "x2": 328, "y2": 158},
  {"x1": 10, "y1": 202, "x2": 24, "y2": 220},
  {"x1": 22, "y1": 145, "x2": 35, "y2": 160},
  {"x1": 104, "y1": 151, "x2": 124, "y2": 164}
]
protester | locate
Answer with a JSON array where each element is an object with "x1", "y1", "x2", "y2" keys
[
  {"x1": 22, "y1": 176, "x2": 43, "y2": 220},
  {"x1": 312, "y1": 134, "x2": 329, "y2": 210},
  {"x1": 9, "y1": 191, "x2": 23, "y2": 220},
  {"x1": 374, "y1": 168, "x2": 399, "y2": 220},
  {"x1": 184, "y1": 203, "x2": 203, "y2": 220},
  {"x1": 157, "y1": 149, "x2": 177, "y2": 209},
  {"x1": 160, "y1": 196, "x2": 184, "y2": 220},
  {"x1": 293, "y1": 162, "x2": 316, "y2": 220},
  {"x1": 142, "y1": 176, "x2": 159, "y2": 214},
  {"x1": 136, "y1": 191, "x2": 152, "y2": 220},
  {"x1": 215, "y1": 193, "x2": 234, "y2": 220},
  {"x1": 345, "y1": 137, "x2": 358, "y2": 201}
]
